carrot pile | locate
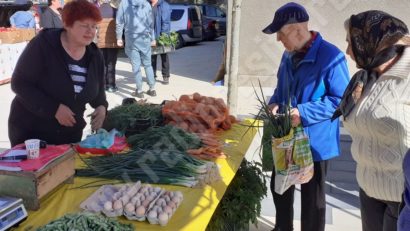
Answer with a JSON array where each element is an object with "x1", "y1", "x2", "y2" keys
[
  {"x1": 162, "y1": 93, "x2": 236, "y2": 133},
  {"x1": 187, "y1": 133, "x2": 227, "y2": 160},
  {"x1": 162, "y1": 93, "x2": 236, "y2": 160}
]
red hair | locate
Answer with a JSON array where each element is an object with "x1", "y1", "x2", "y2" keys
[{"x1": 62, "y1": 0, "x2": 102, "y2": 27}]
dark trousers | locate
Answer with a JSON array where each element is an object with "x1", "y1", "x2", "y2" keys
[
  {"x1": 101, "y1": 48, "x2": 118, "y2": 87},
  {"x1": 270, "y1": 160, "x2": 328, "y2": 231},
  {"x1": 360, "y1": 188, "x2": 401, "y2": 231},
  {"x1": 151, "y1": 53, "x2": 170, "y2": 78}
]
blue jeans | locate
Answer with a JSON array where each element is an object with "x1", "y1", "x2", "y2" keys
[{"x1": 124, "y1": 37, "x2": 155, "y2": 93}]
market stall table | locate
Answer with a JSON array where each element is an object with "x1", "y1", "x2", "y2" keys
[{"x1": 14, "y1": 119, "x2": 258, "y2": 231}]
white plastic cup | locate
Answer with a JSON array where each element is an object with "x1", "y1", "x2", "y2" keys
[{"x1": 25, "y1": 139, "x2": 40, "y2": 159}]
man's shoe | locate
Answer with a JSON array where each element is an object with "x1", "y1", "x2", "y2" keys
[
  {"x1": 162, "y1": 77, "x2": 169, "y2": 85},
  {"x1": 106, "y1": 86, "x2": 118, "y2": 93},
  {"x1": 147, "y1": 89, "x2": 156, "y2": 96},
  {"x1": 131, "y1": 91, "x2": 144, "y2": 98}
]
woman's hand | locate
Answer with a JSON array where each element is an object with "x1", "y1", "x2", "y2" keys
[
  {"x1": 89, "y1": 105, "x2": 106, "y2": 132},
  {"x1": 55, "y1": 104, "x2": 76, "y2": 127}
]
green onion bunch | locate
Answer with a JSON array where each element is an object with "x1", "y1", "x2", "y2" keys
[
  {"x1": 253, "y1": 80, "x2": 292, "y2": 138},
  {"x1": 76, "y1": 149, "x2": 220, "y2": 188}
]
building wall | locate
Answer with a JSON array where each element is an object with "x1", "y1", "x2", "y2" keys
[{"x1": 234, "y1": 0, "x2": 410, "y2": 87}]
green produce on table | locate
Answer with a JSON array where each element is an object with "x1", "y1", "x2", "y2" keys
[
  {"x1": 127, "y1": 125, "x2": 202, "y2": 152},
  {"x1": 103, "y1": 103, "x2": 163, "y2": 135},
  {"x1": 36, "y1": 212, "x2": 134, "y2": 231},
  {"x1": 76, "y1": 149, "x2": 220, "y2": 188}
]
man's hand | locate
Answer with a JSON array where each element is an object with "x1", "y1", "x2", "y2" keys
[
  {"x1": 269, "y1": 103, "x2": 279, "y2": 115},
  {"x1": 151, "y1": 40, "x2": 157, "y2": 47},
  {"x1": 117, "y1": 39, "x2": 124, "y2": 47},
  {"x1": 290, "y1": 108, "x2": 301, "y2": 127},
  {"x1": 88, "y1": 105, "x2": 106, "y2": 132},
  {"x1": 55, "y1": 104, "x2": 76, "y2": 127}
]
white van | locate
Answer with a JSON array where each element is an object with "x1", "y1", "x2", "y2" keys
[{"x1": 170, "y1": 4, "x2": 203, "y2": 48}]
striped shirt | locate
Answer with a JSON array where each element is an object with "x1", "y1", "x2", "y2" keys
[{"x1": 62, "y1": 49, "x2": 89, "y2": 95}]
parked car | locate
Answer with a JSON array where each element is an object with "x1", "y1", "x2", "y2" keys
[
  {"x1": 197, "y1": 4, "x2": 226, "y2": 36},
  {"x1": 170, "y1": 4, "x2": 202, "y2": 49},
  {"x1": 202, "y1": 17, "x2": 218, "y2": 41}
]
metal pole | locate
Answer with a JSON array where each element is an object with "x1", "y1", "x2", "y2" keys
[{"x1": 227, "y1": 0, "x2": 241, "y2": 116}]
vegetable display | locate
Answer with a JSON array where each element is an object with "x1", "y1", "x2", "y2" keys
[
  {"x1": 76, "y1": 149, "x2": 220, "y2": 187},
  {"x1": 126, "y1": 125, "x2": 202, "y2": 152},
  {"x1": 103, "y1": 103, "x2": 163, "y2": 135},
  {"x1": 206, "y1": 160, "x2": 268, "y2": 231},
  {"x1": 162, "y1": 93, "x2": 236, "y2": 133},
  {"x1": 36, "y1": 212, "x2": 134, "y2": 231}
]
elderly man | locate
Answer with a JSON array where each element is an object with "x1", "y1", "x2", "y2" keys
[{"x1": 263, "y1": 2, "x2": 349, "y2": 231}]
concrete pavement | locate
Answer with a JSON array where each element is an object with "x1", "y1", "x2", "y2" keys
[{"x1": 0, "y1": 37, "x2": 361, "y2": 230}]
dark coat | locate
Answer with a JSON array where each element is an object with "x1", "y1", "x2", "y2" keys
[
  {"x1": 8, "y1": 29, "x2": 108, "y2": 146},
  {"x1": 40, "y1": 7, "x2": 63, "y2": 28}
]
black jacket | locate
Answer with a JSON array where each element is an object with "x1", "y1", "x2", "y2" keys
[
  {"x1": 8, "y1": 29, "x2": 108, "y2": 146},
  {"x1": 40, "y1": 7, "x2": 63, "y2": 29}
]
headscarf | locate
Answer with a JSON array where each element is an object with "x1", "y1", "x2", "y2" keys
[{"x1": 332, "y1": 10, "x2": 408, "y2": 120}]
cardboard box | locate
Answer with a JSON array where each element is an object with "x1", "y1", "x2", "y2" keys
[
  {"x1": 0, "y1": 148, "x2": 75, "y2": 210},
  {"x1": 0, "y1": 29, "x2": 35, "y2": 44}
]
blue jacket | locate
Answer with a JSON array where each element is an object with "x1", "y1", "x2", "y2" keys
[
  {"x1": 399, "y1": 150, "x2": 410, "y2": 231},
  {"x1": 269, "y1": 33, "x2": 349, "y2": 161},
  {"x1": 116, "y1": 0, "x2": 154, "y2": 41},
  {"x1": 10, "y1": 11, "x2": 35, "y2": 28},
  {"x1": 152, "y1": 0, "x2": 171, "y2": 39}
]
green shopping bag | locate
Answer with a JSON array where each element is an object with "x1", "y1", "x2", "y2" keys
[{"x1": 272, "y1": 126, "x2": 314, "y2": 194}]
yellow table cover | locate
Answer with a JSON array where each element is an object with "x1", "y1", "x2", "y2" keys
[{"x1": 17, "y1": 120, "x2": 258, "y2": 231}]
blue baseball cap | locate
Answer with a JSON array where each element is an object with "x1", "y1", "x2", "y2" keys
[{"x1": 263, "y1": 2, "x2": 309, "y2": 34}]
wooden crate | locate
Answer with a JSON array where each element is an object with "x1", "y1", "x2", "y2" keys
[
  {"x1": 151, "y1": 45, "x2": 175, "y2": 55},
  {"x1": 0, "y1": 29, "x2": 35, "y2": 44},
  {"x1": 0, "y1": 148, "x2": 75, "y2": 210}
]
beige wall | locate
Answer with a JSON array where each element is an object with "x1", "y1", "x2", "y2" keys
[{"x1": 233, "y1": 0, "x2": 410, "y2": 86}]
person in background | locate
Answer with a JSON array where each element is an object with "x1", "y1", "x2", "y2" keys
[
  {"x1": 40, "y1": 0, "x2": 63, "y2": 29},
  {"x1": 8, "y1": 0, "x2": 108, "y2": 146},
  {"x1": 263, "y1": 2, "x2": 350, "y2": 231},
  {"x1": 150, "y1": 0, "x2": 171, "y2": 85},
  {"x1": 97, "y1": 0, "x2": 119, "y2": 93},
  {"x1": 116, "y1": 0, "x2": 156, "y2": 98},
  {"x1": 211, "y1": 39, "x2": 226, "y2": 86},
  {"x1": 334, "y1": 10, "x2": 410, "y2": 231},
  {"x1": 9, "y1": 1, "x2": 35, "y2": 29}
]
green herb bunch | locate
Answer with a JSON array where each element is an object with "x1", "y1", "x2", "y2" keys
[
  {"x1": 157, "y1": 32, "x2": 179, "y2": 47},
  {"x1": 254, "y1": 80, "x2": 292, "y2": 138},
  {"x1": 127, "y1": 125, "x2": 202, "y2": 152},
  {"x1": 103, "y1": 103, "x2": 163, "y2": 134},
  {"x1": 206, "y1": 160, "x2": 267, "y2": 231}
]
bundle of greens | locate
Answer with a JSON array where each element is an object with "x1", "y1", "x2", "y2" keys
[
  {"x1": 103, "y1": 103, "x2": 163, "y2": 135},
  {"x1": 37, "y1": 212, "x2": 134, "y2": 231},
  {"x1": 253, "y1": 80, "x2": 291, "y2": 138},
  {"x1": 127, "y1": 125, "x2": 202, "y2": 152},
  {"x1": 157, "y1": 32, "x2": 179, "y2": 47},
  {"x1": 76, "y1": 149, "x2": 220, "y2": 188}
]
